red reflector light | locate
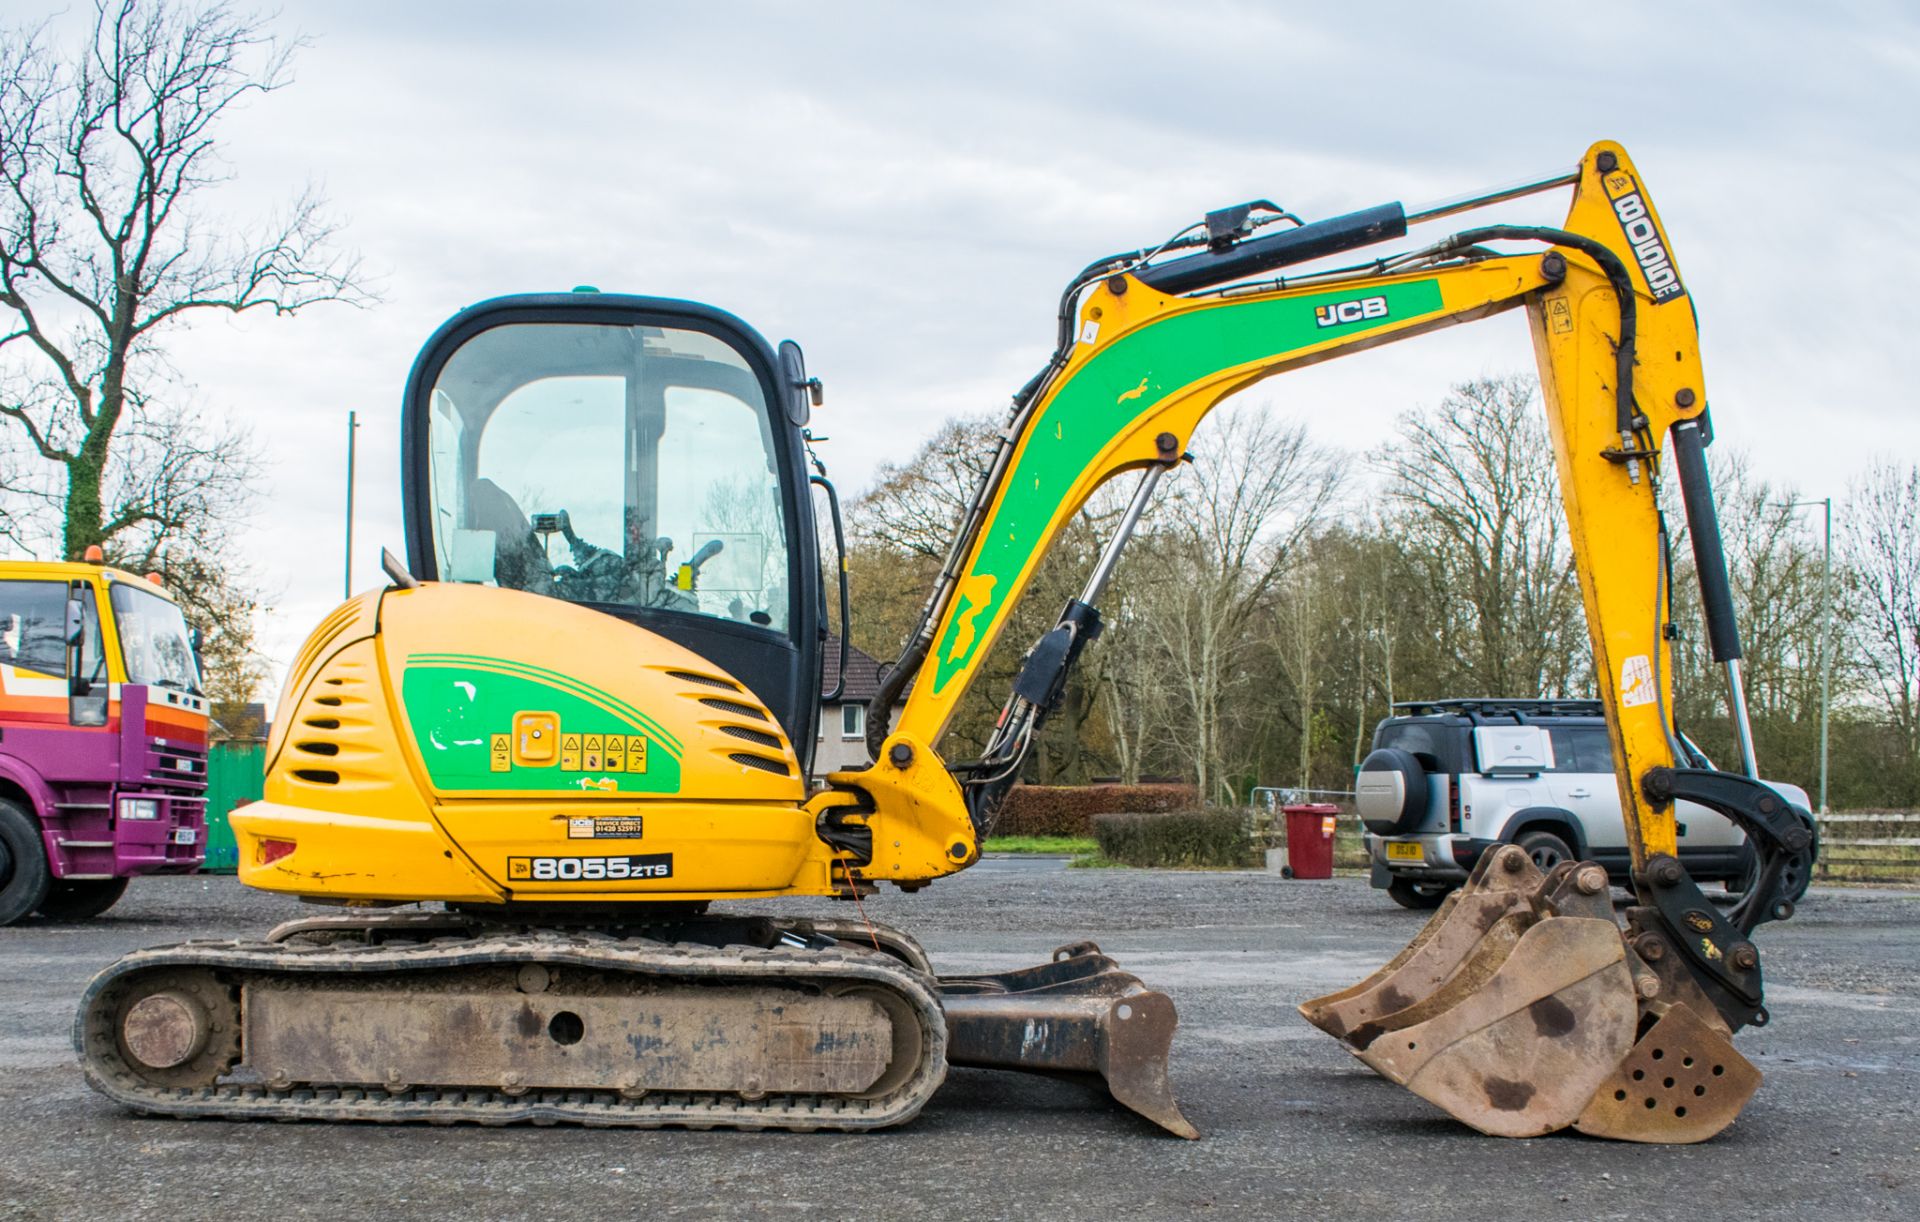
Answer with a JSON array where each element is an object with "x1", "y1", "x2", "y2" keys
[{"x1": 258, "y1": 838, "x2": 297, "y2": 865}]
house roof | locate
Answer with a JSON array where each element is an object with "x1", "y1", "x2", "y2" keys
[{"x1": 822, "y1": 635, "x2": 908, "y2": 705}]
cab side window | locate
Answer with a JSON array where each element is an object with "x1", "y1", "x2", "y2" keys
[{"x1": 0, "y1": 580, "x2": 69, "y2": 677}]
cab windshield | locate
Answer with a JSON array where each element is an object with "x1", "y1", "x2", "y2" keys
[
  {"x1": 426, "y1": 322, "x2": 791, "y2": 632},
  {"x1": 108, "y1": 581, "x2": 201, "y2": 693}
]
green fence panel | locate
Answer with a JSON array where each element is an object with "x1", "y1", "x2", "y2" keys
[{"x1": 202, "y1": 739, "x2": 267, "y2": 873}]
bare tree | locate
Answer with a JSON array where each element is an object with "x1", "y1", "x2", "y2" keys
[
  {"x1": 1844, "y1": 461, "x2": 1920, "y2": 763},
  {"x1": 1375, "y1": 375, "x2": 1584, "y2": 697},
  {"x1": 1141, "y1": 407, "x2": 1341, "y2": 802},
  {"x1": 853, "y1": 415, "x2": 999, "y2": 559},
  {"x1": 0, "y1": 0, "x2": 362, "y2": 561},
  {"x1": 1272, "y1": 557, "x2": 1329, "y2": 789}
]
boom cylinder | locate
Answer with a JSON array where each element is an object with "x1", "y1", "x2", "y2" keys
[
  {"x1": 1670, "y1": 416, "x2": 1759, "y2": 777},
  {"x1": 1133, "y1": 203, "x2": 1408, "y2": 295}
]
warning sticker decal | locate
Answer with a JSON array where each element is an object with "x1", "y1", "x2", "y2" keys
[{"x1": 1619, "y1": 654, "x2": 1656, "y2": 708}]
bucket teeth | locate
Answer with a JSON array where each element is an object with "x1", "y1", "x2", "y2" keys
[{"x1": 1306, "y1": 850, "x2": 1760, "y2": 1142}]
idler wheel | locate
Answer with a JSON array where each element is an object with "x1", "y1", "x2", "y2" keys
[
  {"x1": 104, "y1": 969, "x2": 240, "y2": 1088},
  {"x1": 123, "y1": 992, "x2": 210, "y2": 1069}
]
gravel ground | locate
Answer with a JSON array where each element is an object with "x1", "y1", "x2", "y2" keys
[{"x1": 1, "y1": 863, "x2": 1915, "y2": 1221}]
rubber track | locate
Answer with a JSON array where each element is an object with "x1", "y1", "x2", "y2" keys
[{"x1": 75, "y1": 933, "x2": 949, "y2": 1132}]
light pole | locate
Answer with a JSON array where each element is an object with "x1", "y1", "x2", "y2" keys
[
  {"x1": 1784, "y1": 498, "x2": 1832, "y2": 814},
  {"x1": 344, "y1": 410, "x2": 359, "y2": 600}
]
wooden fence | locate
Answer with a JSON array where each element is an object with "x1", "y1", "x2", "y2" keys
[
  {"x1": 1255, "y1": 802, "x2": 1920, "y2": 886},
  {"x1": 1814, "y1": 812, "x2": 1920, "y2": 885}
]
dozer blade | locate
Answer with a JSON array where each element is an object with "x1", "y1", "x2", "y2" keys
[
  {"x1": 938, "y1": 941, "x2": 1198, "y2": 1139},
  {"x1": 1300, "y1": 844, "x2": 1545, "y2": 1041}
]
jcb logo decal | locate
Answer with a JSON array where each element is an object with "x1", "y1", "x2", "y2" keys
[{"x1": 1315, "y1": 296, "x2": 1389, "y2": 328}]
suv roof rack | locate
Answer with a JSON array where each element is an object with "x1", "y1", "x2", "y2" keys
[{"x1": 1389, "y1": 698, "x2": 1604, "y2": 721}]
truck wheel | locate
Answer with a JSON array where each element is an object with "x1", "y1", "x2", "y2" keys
[
  {"x1": 36, "y1": 877, "x2": 130, "y2": 921},
  {"x1": 1516, "y1": 829, "x2": 1575, "y2": 872},
  {"x1": 1386, "y1": 878, "x2": 1449, "y2": 910},
  {"x1": 0, "y1": 799, "x2": 53, "y2": 926}
]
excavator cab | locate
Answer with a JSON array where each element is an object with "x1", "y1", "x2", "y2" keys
[{"x1": 399, "y1": 294, "x2": 826, "y2": 758}]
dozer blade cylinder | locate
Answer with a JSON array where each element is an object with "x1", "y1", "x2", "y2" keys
[{"x1": 938, "y1": 942, "x2": 1199, "y2": 1139}]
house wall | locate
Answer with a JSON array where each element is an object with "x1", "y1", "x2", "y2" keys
[{"x1": 811, "y1": 701, "x2": 901, "y2": 775}]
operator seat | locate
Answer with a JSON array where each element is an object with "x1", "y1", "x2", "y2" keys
[{"x1": 468, "y1": 478, "x2": 554, "y2": 596}]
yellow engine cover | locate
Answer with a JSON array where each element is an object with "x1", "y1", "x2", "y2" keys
[{"x1": 233, "y1": 584, "x2": 851, "y2": 904}]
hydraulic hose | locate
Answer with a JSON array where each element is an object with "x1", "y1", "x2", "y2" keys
[{"x1": 1442, "y1": 225, "x2": 1640, "y2": 438}]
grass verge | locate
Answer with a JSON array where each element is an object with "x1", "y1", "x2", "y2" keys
[{"x1": 981, "y1": 835, "x2": 1099, "y2": 855}]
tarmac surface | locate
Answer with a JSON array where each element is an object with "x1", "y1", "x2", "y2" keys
[{"x1": 1, "y1": 860, "x2": 1915, "y2": 1221}]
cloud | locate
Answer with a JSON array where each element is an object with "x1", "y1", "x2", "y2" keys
[{"x1": 41, "y1": 0, "x2": 1913, "y2": 686}]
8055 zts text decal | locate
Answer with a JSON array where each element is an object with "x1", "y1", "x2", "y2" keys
[
  {"x1": 1605, "y1": 183, "x2": 1686, "y2": 303},
  {"x1": 507, "y1": 853, "x2": 673, "y2": 882}
]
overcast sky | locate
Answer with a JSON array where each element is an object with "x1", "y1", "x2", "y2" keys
[{"x1": 10, "y1": 0, "x2": 1918, "y2": 689}]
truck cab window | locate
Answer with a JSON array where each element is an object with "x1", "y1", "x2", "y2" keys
[{"x1": 0, "y1": 580, "x2": 71, "y2": 678}]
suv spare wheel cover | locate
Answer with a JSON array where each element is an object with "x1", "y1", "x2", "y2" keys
[{"x1": 1356, "y1": 748, "x2": 1427, "y2": 835}]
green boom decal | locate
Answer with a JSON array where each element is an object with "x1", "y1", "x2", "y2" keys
[
  {"x1": 401, "y1": 656, "x2": 682, "y2": 794},
  {"x1": 930, "y1": 278, "x2": 1444, "y2": 695}
]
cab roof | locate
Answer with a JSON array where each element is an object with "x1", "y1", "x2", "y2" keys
[{"x1": 0, "y1": 558, "x2": 180, "y2": 602}]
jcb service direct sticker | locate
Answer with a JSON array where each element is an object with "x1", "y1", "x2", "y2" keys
[{"x1": 568, "y1": 816, "x2": 644, "y2": 839}]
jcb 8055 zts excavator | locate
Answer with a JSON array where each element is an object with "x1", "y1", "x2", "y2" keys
[{"x1": 78, "y1": 141, "x2": 1809, "y2": 1143}]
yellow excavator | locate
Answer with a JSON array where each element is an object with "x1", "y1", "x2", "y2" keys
[{"x1": 77, "y1": 141, "x2": 1810, "y2": 1143}]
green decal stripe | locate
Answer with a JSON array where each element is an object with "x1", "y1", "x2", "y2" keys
[
  {"x1": 409, "y1": 659, "x2": 682, "y2": 758},
  {"x1": 398, "y1": 666, "x2": 683, "y2": 794},
  {"x1": 408, "y1": 654, "x2": 685, "y2": 756},
  {"x1": 931, "y1": 278, "x2": 1445, "y2": 693},
  {"x1": 409, "y1": 655, "x2": 685, "y2": 756}
]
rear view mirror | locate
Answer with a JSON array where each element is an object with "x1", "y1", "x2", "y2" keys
[
  {"x1": 64, "y1": 597, "x2": 84, "y2": 646},
  {"x1": 777, "y1": 340, "x2": 821, "y2": 427}
]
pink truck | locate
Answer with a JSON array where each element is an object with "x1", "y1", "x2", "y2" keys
[{"x1": 0, "y1": 557, "x2": 208, "y2": 923}]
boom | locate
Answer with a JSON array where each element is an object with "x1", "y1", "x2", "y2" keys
[
  {"x1": 856, "y1": 144, "x2": 1804, "y2": 935},
  {"x1": 823, "y1": 139, "x2": 1810, "y2": 1141}
]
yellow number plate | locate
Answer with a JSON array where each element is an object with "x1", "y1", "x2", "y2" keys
[{"x1": 1385, "y1": 841, "x2": 1424, "y2": 862}]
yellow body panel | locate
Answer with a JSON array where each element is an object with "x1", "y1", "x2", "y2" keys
[
  {"x1": 240, "y1": 582, "x2": 973, "y2": 901},
  {"x1": 254, "y1": 140, "x2": 1704, "y2": 908}
]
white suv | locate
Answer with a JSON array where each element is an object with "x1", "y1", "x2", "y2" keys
[{"x1": 1355, "y1": 699, "x2": 1817, "y2": 910}]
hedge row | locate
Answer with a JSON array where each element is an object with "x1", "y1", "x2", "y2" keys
[
  {"x1": 1093, "y1": 808, "x2": 1254, "y2": 868},
  {"x1": 992, "y1": 783, "x2": 1197, "y2": 837}
]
